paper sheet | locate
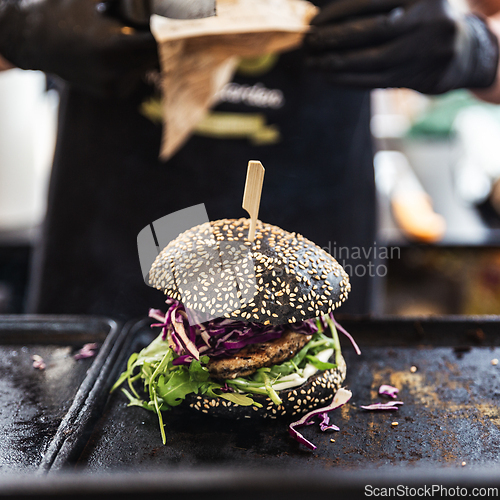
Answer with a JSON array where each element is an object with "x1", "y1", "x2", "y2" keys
[{"x1": 150, "y1": 0, "x2": 317, "y2": 159}]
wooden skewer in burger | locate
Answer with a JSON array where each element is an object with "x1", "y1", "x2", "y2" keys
[{"x1": 113, "y1": 160, "x2": 356, "y2": 446}]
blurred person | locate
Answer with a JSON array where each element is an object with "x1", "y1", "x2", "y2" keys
[
  {"x1": 0, "y1": 0, "x2": 498, "y2": 320},
  {"x1": 0, "y1": 53, "x2": 12, "y2": 71},
  {"x1": 305, "y1": 0, "x2": 500, "y2": 99}
]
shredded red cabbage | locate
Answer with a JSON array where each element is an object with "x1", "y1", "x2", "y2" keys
[
  {"x1": 378, "y1": 384, "x2": 399, "y2": 399},
  {"x1": 360, "y1": 401, "x2": 404, "y2": 411},
  {"x1": 288, "y1": 388, "x2": 352, "y2": 450},
  {"x1": 150, "y1": 299, "x2": 318, "y2": 365},
  {"x1": 219, "y1": 382, "x2": 233, "y2": 393},
  {"x1": 330, "y1": 313, "x2": 361, "y2": 355},
  {"x1": 31, "y1": 354, "x2": 46, "y2": 370},
  {"x1": 74, "y1": 343, "x2": 99, "y2": 360},
  {"x1": 319, "y1": 412, "x2": 340, "y2": 432}
]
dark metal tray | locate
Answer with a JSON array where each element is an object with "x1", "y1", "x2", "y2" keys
[
  {"x1": 0, "y1": 315, "x2": 120, "y2": 473},
  {"x1": 69, "y1": 315, "x2": 500, "y2": 478},
  {"x1": 1, "y1": 315, "x2": 495, "y2": 499}
]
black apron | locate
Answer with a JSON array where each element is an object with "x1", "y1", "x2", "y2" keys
[{"x1": 27, "y1": 42, "x2": 375, "y2": 320}]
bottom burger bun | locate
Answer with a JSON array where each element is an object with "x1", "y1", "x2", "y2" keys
[{"x1": 185, "y1": 353, "x2": 346, "y2": 419}]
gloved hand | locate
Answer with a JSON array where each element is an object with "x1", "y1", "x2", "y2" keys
[
  {"x1": 305, "y1": 0, "x2": 499, "y2": 94},
  {"x1": 0, "y1": 0, "x2": 158, "y2": 97}
]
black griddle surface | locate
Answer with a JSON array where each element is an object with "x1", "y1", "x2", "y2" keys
[
  {"x1": 76, "y1": 316, "x2": 500, "y2": 471},
  {"x1": 0, "y1": 316, "x2": 118, "y2": 473}
]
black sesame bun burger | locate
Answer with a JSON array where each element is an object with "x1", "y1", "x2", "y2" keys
[{"x1": 113, "y1": 218, "x2": 355, "y2": 446}]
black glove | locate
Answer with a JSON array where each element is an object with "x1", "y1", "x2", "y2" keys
[
  {"x1": 305, "y1": 0, "x2": 499, "y2": 94},
  {"x1": 0, "y1": 0, "x2": 158, "y2": 97}
]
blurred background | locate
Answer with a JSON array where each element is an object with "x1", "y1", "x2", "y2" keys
[
  {"x1": 3, "y1": 69, "x2": 500, "y2": 316},
  {"x1": 374, "y1": 87, "x2": 500, "y2": 316},
  {"x1": 0, "y1": 70, "x2": 58, "y2": 313}
]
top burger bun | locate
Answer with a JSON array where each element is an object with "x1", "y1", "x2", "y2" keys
[{"x1": 149, "y1": 218, "x2": 350, "y2": 325}]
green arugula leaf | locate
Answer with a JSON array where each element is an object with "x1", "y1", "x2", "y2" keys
[
  {"x1": 217, "y1": 392, "x2": 262, "y2": 407},
  {"x1": 227, "y1": 378, "x2": 269, "y2": 395},
  {"x1": 325, "y1": 315, "x2": 342, "y2": 365},
  {"x1": 305, "y1": 354, "x2": 337, "y2": 371},
  {"x1": 203, "y1": 384, "x2": 262, "y2": 407},
  {"x1": 155, "y1": 369, "x2": 196, "y2": 407},
  {"x1": 260, "y1": 370, "x2": 282, "y2": 405},
  {"x1": 142, "y1": 362, "x2": 154, "y2": 396},
  {"x1": 291, "y1": 341, "x2": 314, "y2": 367},
  {"x1": 152, "y1": 385, "x2": 167, "y2": 444},
  {"x1": 189, "y1": 358, "x2": 211, "y2": 382},
  {"x1": 136, "y1": 334, "x2": 172, "y2": 365},
  {"x1": 267, "y1": 361, "x2": 296, "y2": 378},
  {"x1": 121, "y1": 388, "x2": 152, "y2": 411},
  {"x1": 111, "y1": 352, "x2": 138, "y2": 393}
]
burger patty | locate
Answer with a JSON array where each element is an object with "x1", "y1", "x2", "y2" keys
[{"x1": 207, "y1": 330, "x2": 312, "y2": 380}]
